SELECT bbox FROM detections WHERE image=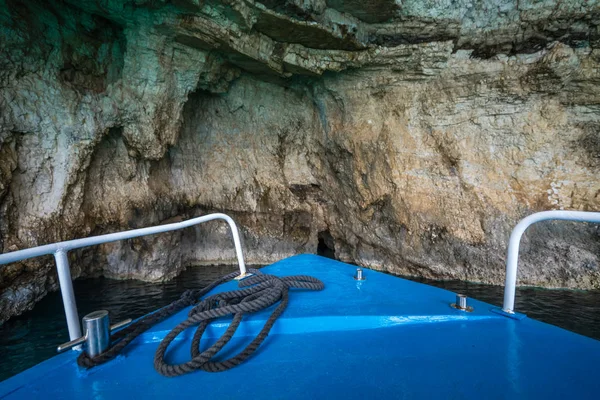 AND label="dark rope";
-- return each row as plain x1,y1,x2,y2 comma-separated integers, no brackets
77,269,324,377
76,269,250,369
